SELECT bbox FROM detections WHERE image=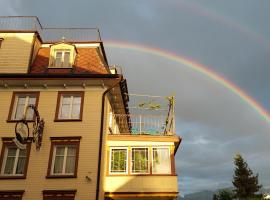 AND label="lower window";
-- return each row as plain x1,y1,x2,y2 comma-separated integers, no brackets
47,137,80,178
0,190,24,200
0,139,31,178
43,190,76,200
